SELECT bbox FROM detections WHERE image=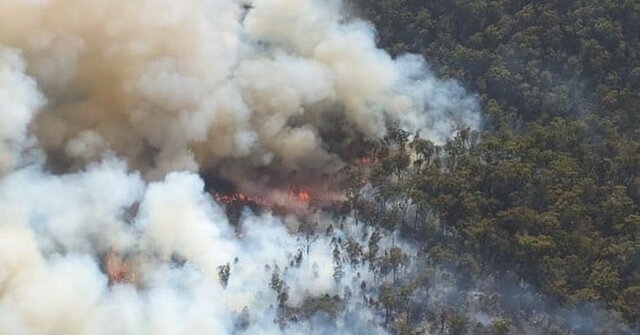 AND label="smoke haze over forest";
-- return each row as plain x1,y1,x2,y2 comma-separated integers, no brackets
0,0,638,334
